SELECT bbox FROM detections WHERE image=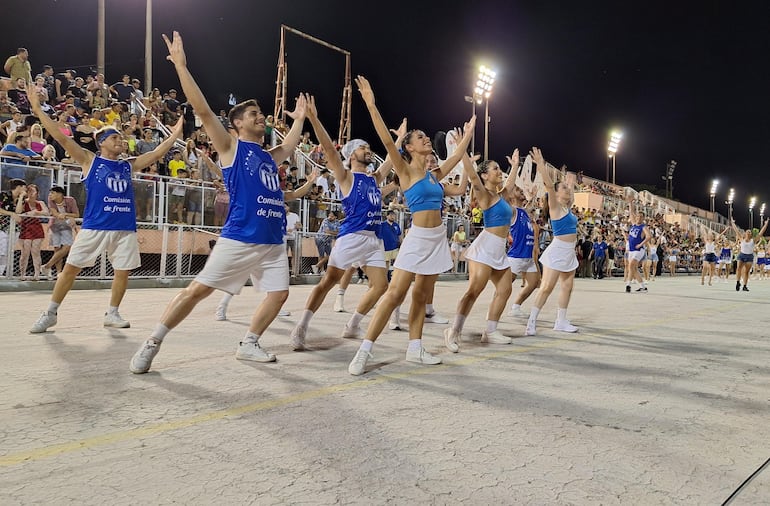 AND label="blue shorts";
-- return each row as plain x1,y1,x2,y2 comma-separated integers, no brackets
704,253,718,263
738,253,753,263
